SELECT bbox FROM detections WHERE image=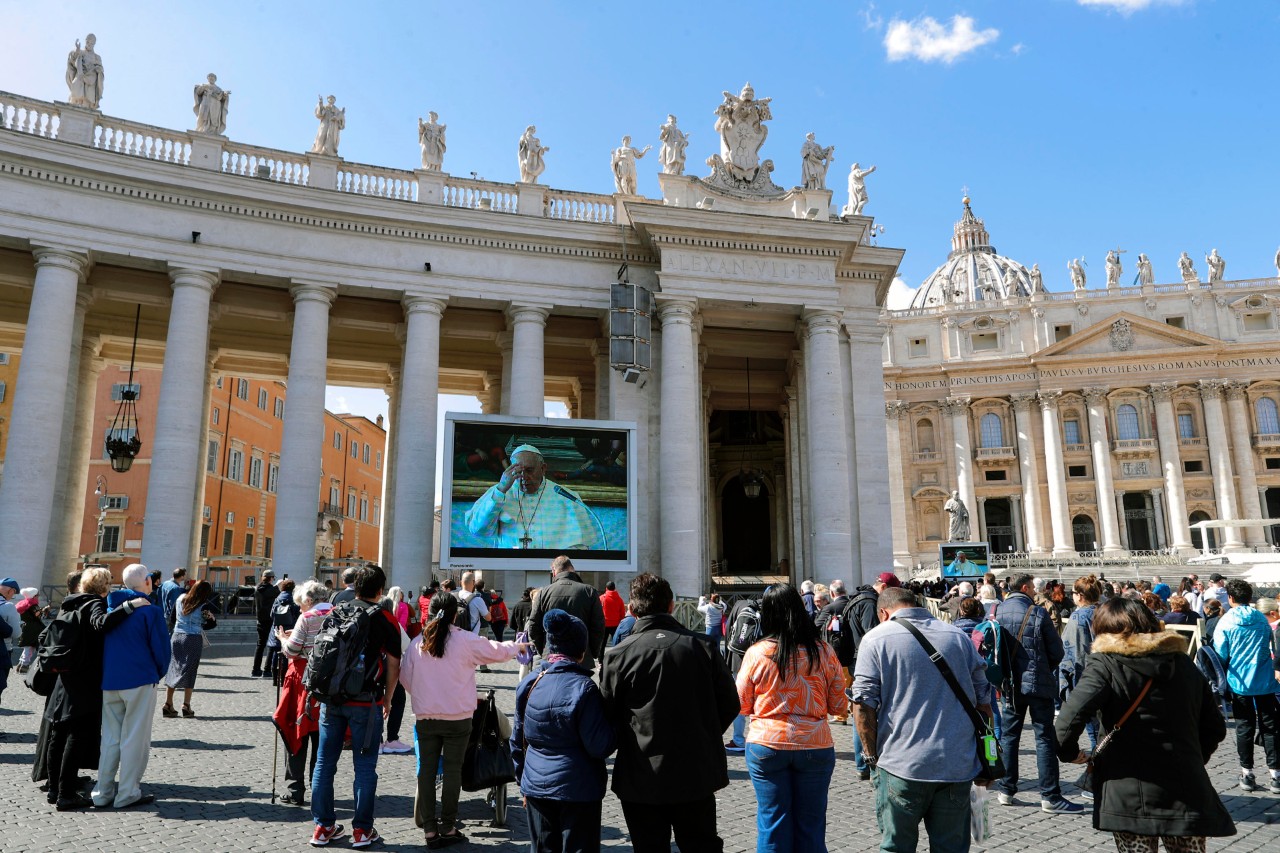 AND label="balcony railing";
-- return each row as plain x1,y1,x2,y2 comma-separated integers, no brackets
1179,436,1206,448
975,446,1015,459
1112,438,1158,452
913,451,939,463
1063,443,1089,454
319,502,344,518
1255,433,1280,448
